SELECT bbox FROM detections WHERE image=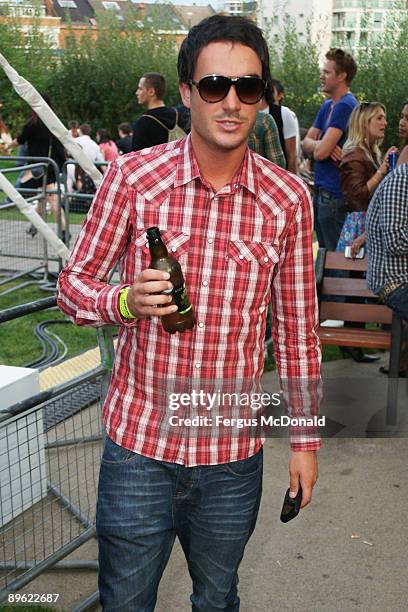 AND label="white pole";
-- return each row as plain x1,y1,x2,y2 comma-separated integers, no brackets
0,52,103,186
0,172,70,261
